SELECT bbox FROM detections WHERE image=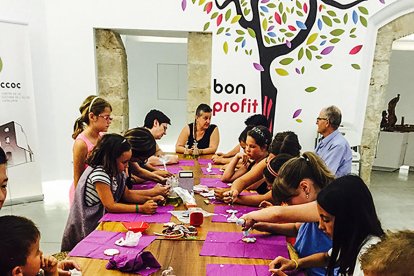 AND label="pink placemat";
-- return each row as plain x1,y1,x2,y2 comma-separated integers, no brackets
198,158,212,165
212,205,259,223
99,205,174,223
200,178,229,188
200,231,288,259
69,230,156,260
178,159,195,166
206,264,305,276
202,167,223,175
158,166,183,174
131,181,157,190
